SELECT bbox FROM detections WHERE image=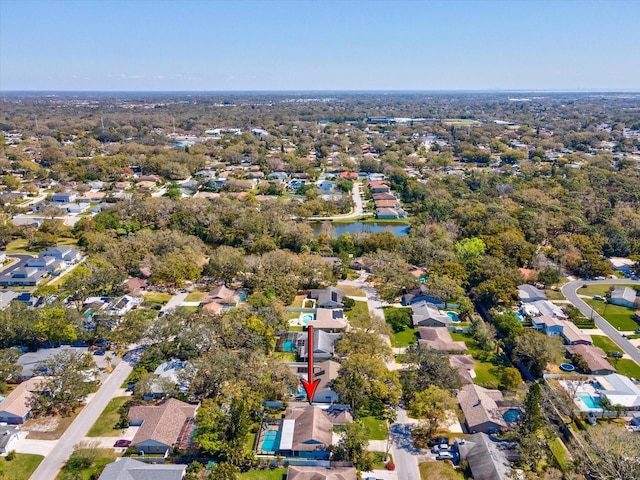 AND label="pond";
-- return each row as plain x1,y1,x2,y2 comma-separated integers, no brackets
310,221,410,237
